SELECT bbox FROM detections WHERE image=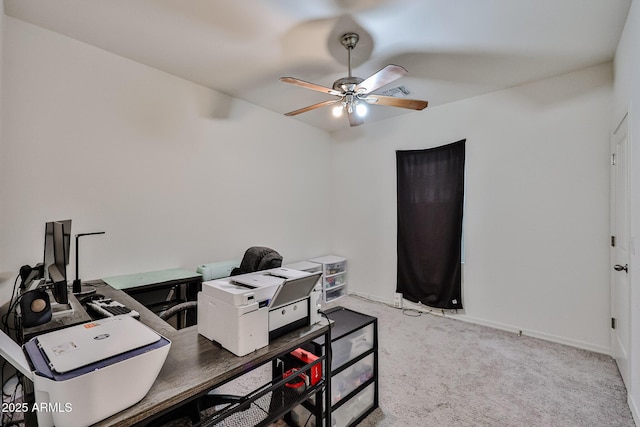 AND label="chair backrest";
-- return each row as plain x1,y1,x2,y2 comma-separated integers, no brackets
159,301,198,329
230,246,282,276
